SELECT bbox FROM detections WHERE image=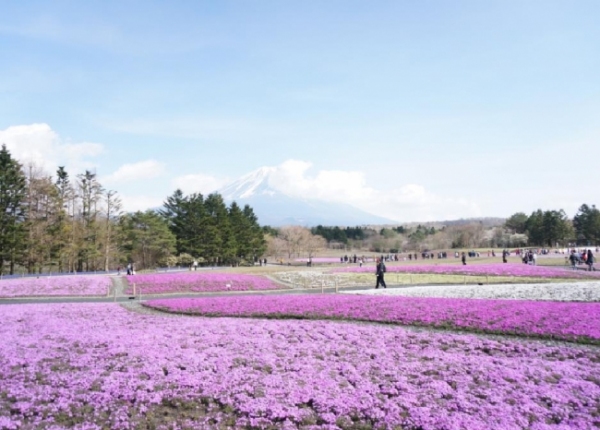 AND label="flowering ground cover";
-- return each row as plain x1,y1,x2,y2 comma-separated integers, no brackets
334,263,600,279
272,270,561,289
145,295,600,344
124,272,282,295
0,275,111,298
1,303,599,429
347,281,600,302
